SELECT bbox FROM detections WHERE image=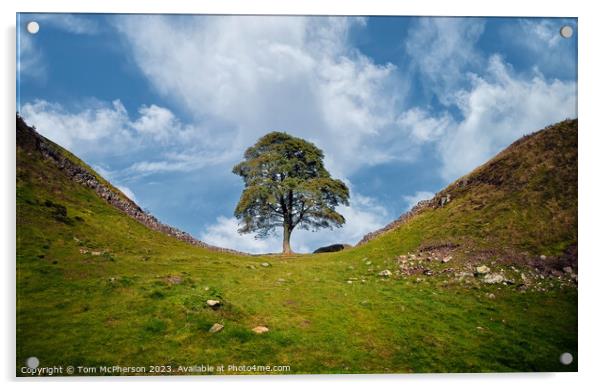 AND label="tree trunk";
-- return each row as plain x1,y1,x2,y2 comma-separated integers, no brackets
282,222,292,254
